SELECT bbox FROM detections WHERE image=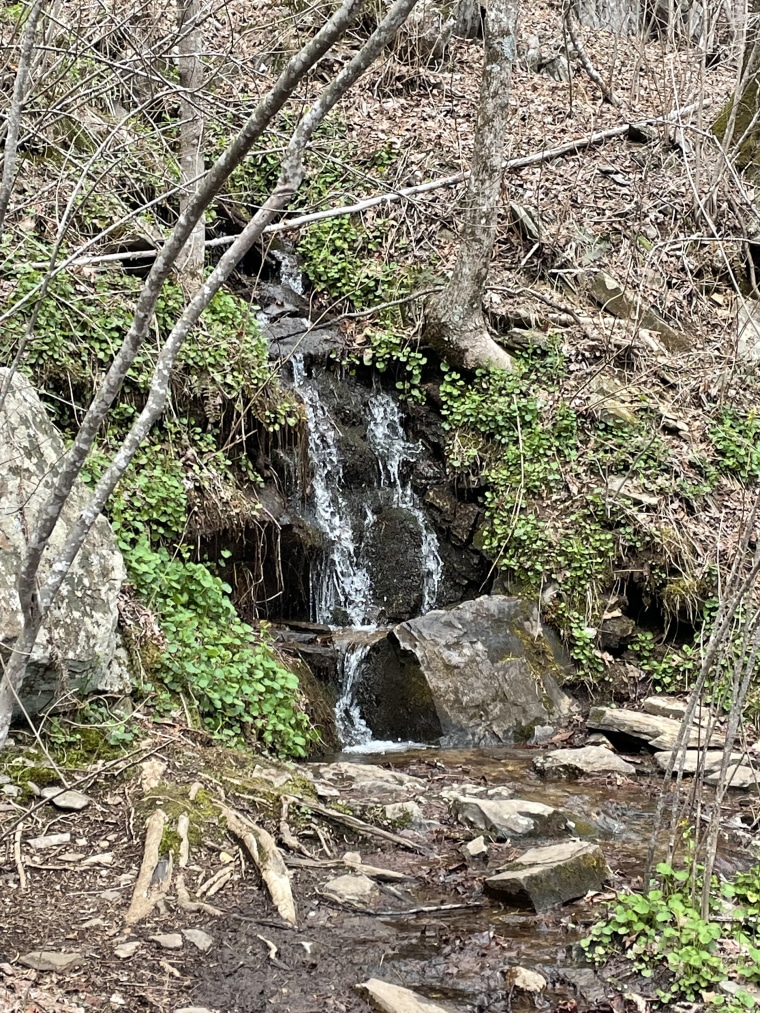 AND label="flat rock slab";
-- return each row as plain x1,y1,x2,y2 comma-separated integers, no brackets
706,764,760,789
588,707,720,751
314,762,425,802
653,750,744,774
18,951,83,972
453,797,568,838
150,933,183,950
40,786,91,811
357,978,455,1013
533,746,635,779
114,941,141,959
321,874,379,906
486,840,610,911
642,696,690,720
